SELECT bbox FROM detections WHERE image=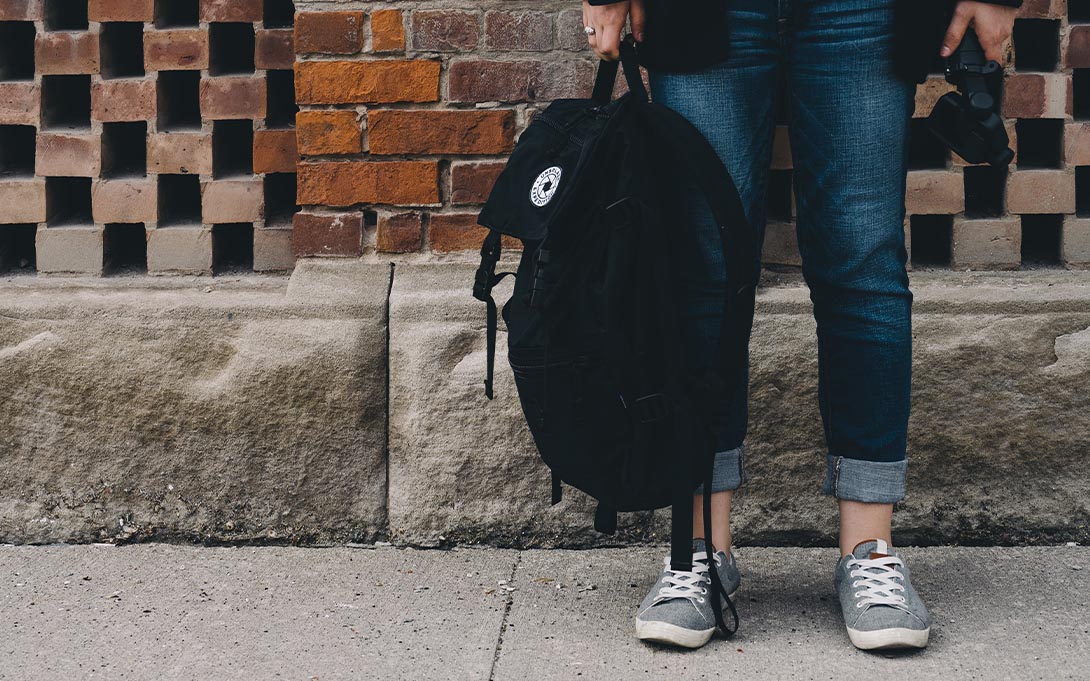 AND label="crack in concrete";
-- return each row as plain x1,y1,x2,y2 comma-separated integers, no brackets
487,552,522,681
